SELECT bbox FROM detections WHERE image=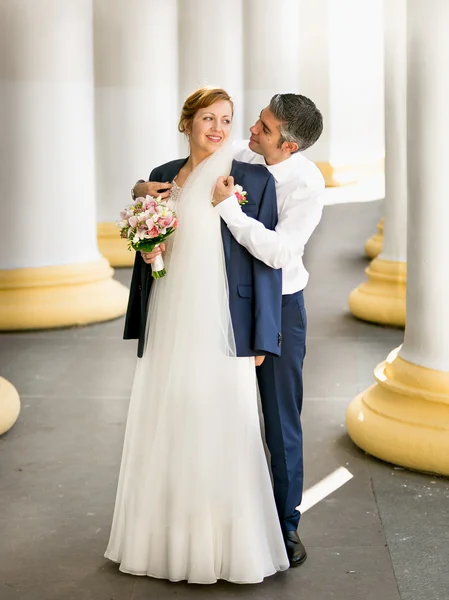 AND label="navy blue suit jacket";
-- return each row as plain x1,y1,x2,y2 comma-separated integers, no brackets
124,158,282,358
